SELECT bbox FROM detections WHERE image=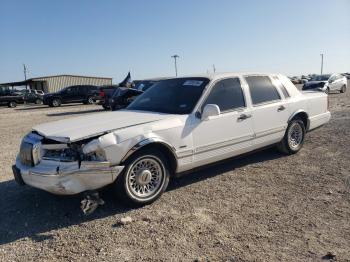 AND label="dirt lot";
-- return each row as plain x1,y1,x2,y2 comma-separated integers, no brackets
0,84,349,262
